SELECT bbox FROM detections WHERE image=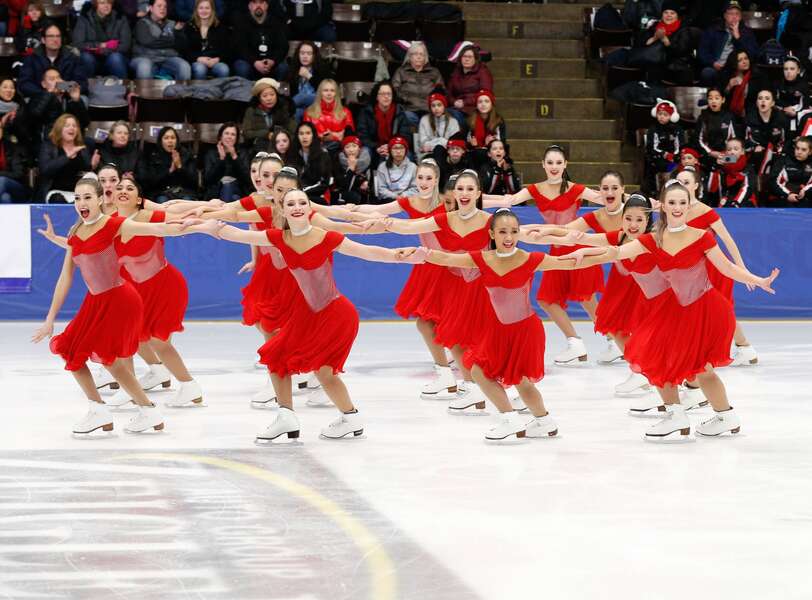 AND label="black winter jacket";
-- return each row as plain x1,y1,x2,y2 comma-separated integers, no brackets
72,7,133,55
292,148,333,204
232,11,288,66
771,154,812,206
273,0,332,37
696,108,740,155
136,146,198,200
27,91,89,142
18,46,90,98
98,139,139,175
645,121,685,167
36,141,93,200
180,21,231,63
478,158,520,196
202,147,250,200
0,137,28,184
